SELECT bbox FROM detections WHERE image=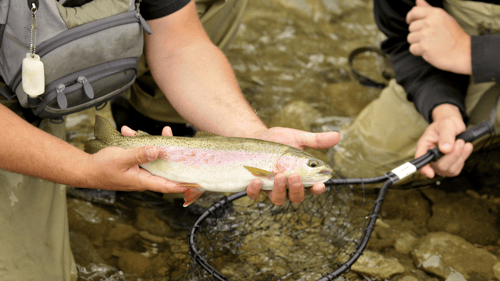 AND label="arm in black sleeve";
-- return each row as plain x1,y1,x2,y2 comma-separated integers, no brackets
374,0,469,124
